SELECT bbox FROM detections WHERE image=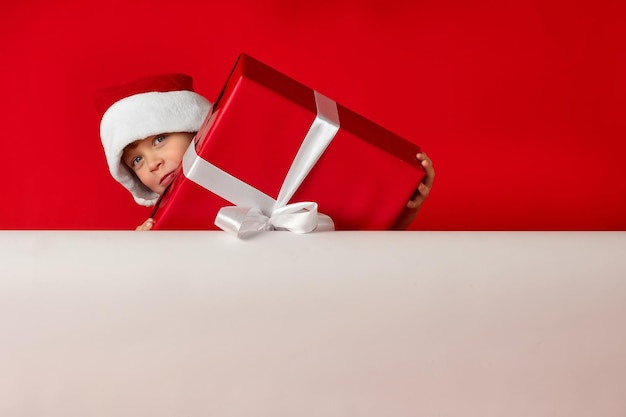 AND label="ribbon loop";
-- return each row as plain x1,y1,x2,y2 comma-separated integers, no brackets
215,207,272,238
